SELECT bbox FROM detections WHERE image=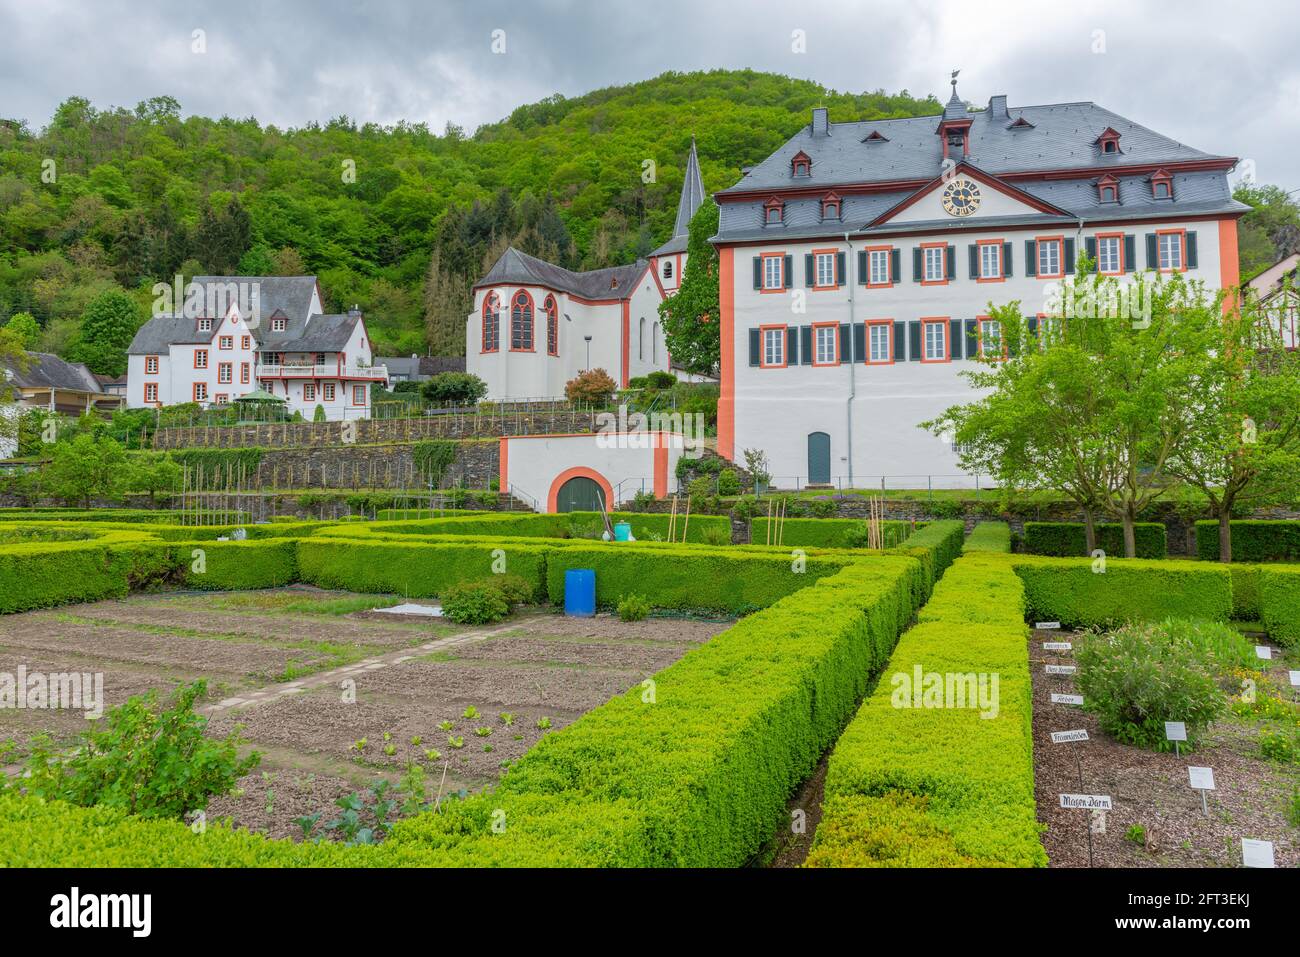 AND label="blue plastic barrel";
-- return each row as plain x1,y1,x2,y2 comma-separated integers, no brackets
564,568,596,617
613,521,631,542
